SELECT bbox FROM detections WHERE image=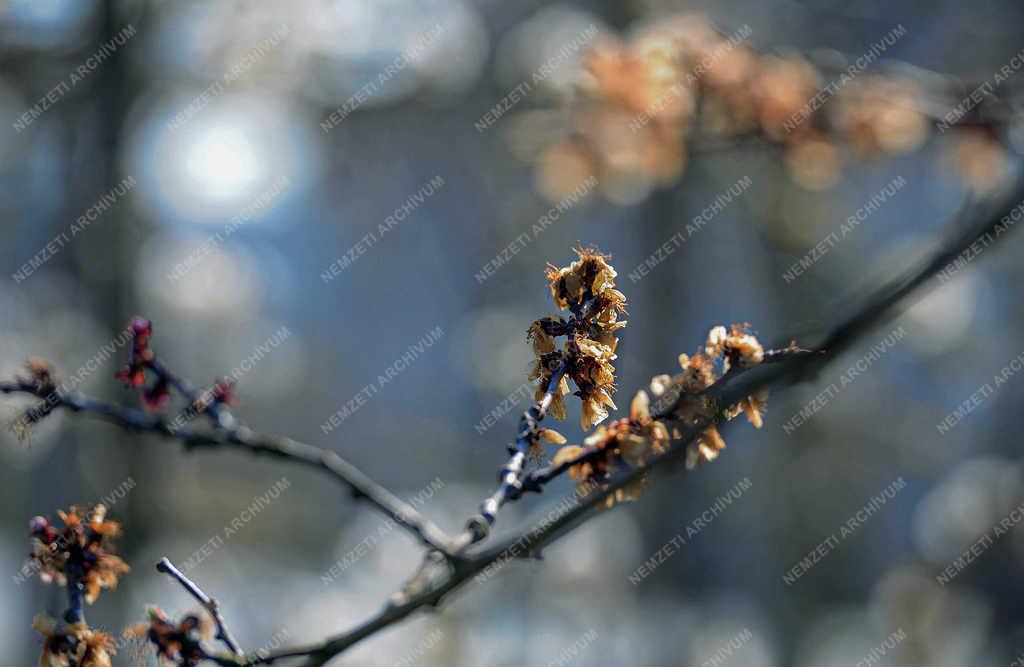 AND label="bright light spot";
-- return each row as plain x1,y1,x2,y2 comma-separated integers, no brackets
184,127,260,200
126,90,319,226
